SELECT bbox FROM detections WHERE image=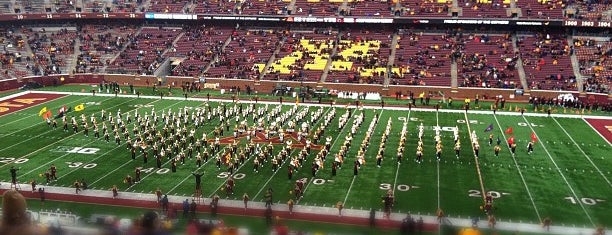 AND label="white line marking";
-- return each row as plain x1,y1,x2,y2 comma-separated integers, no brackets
392,109,410,195
522,115,595,226
342,176,356,205
581,117,612,146
493,114,541,221
552,117,611,187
